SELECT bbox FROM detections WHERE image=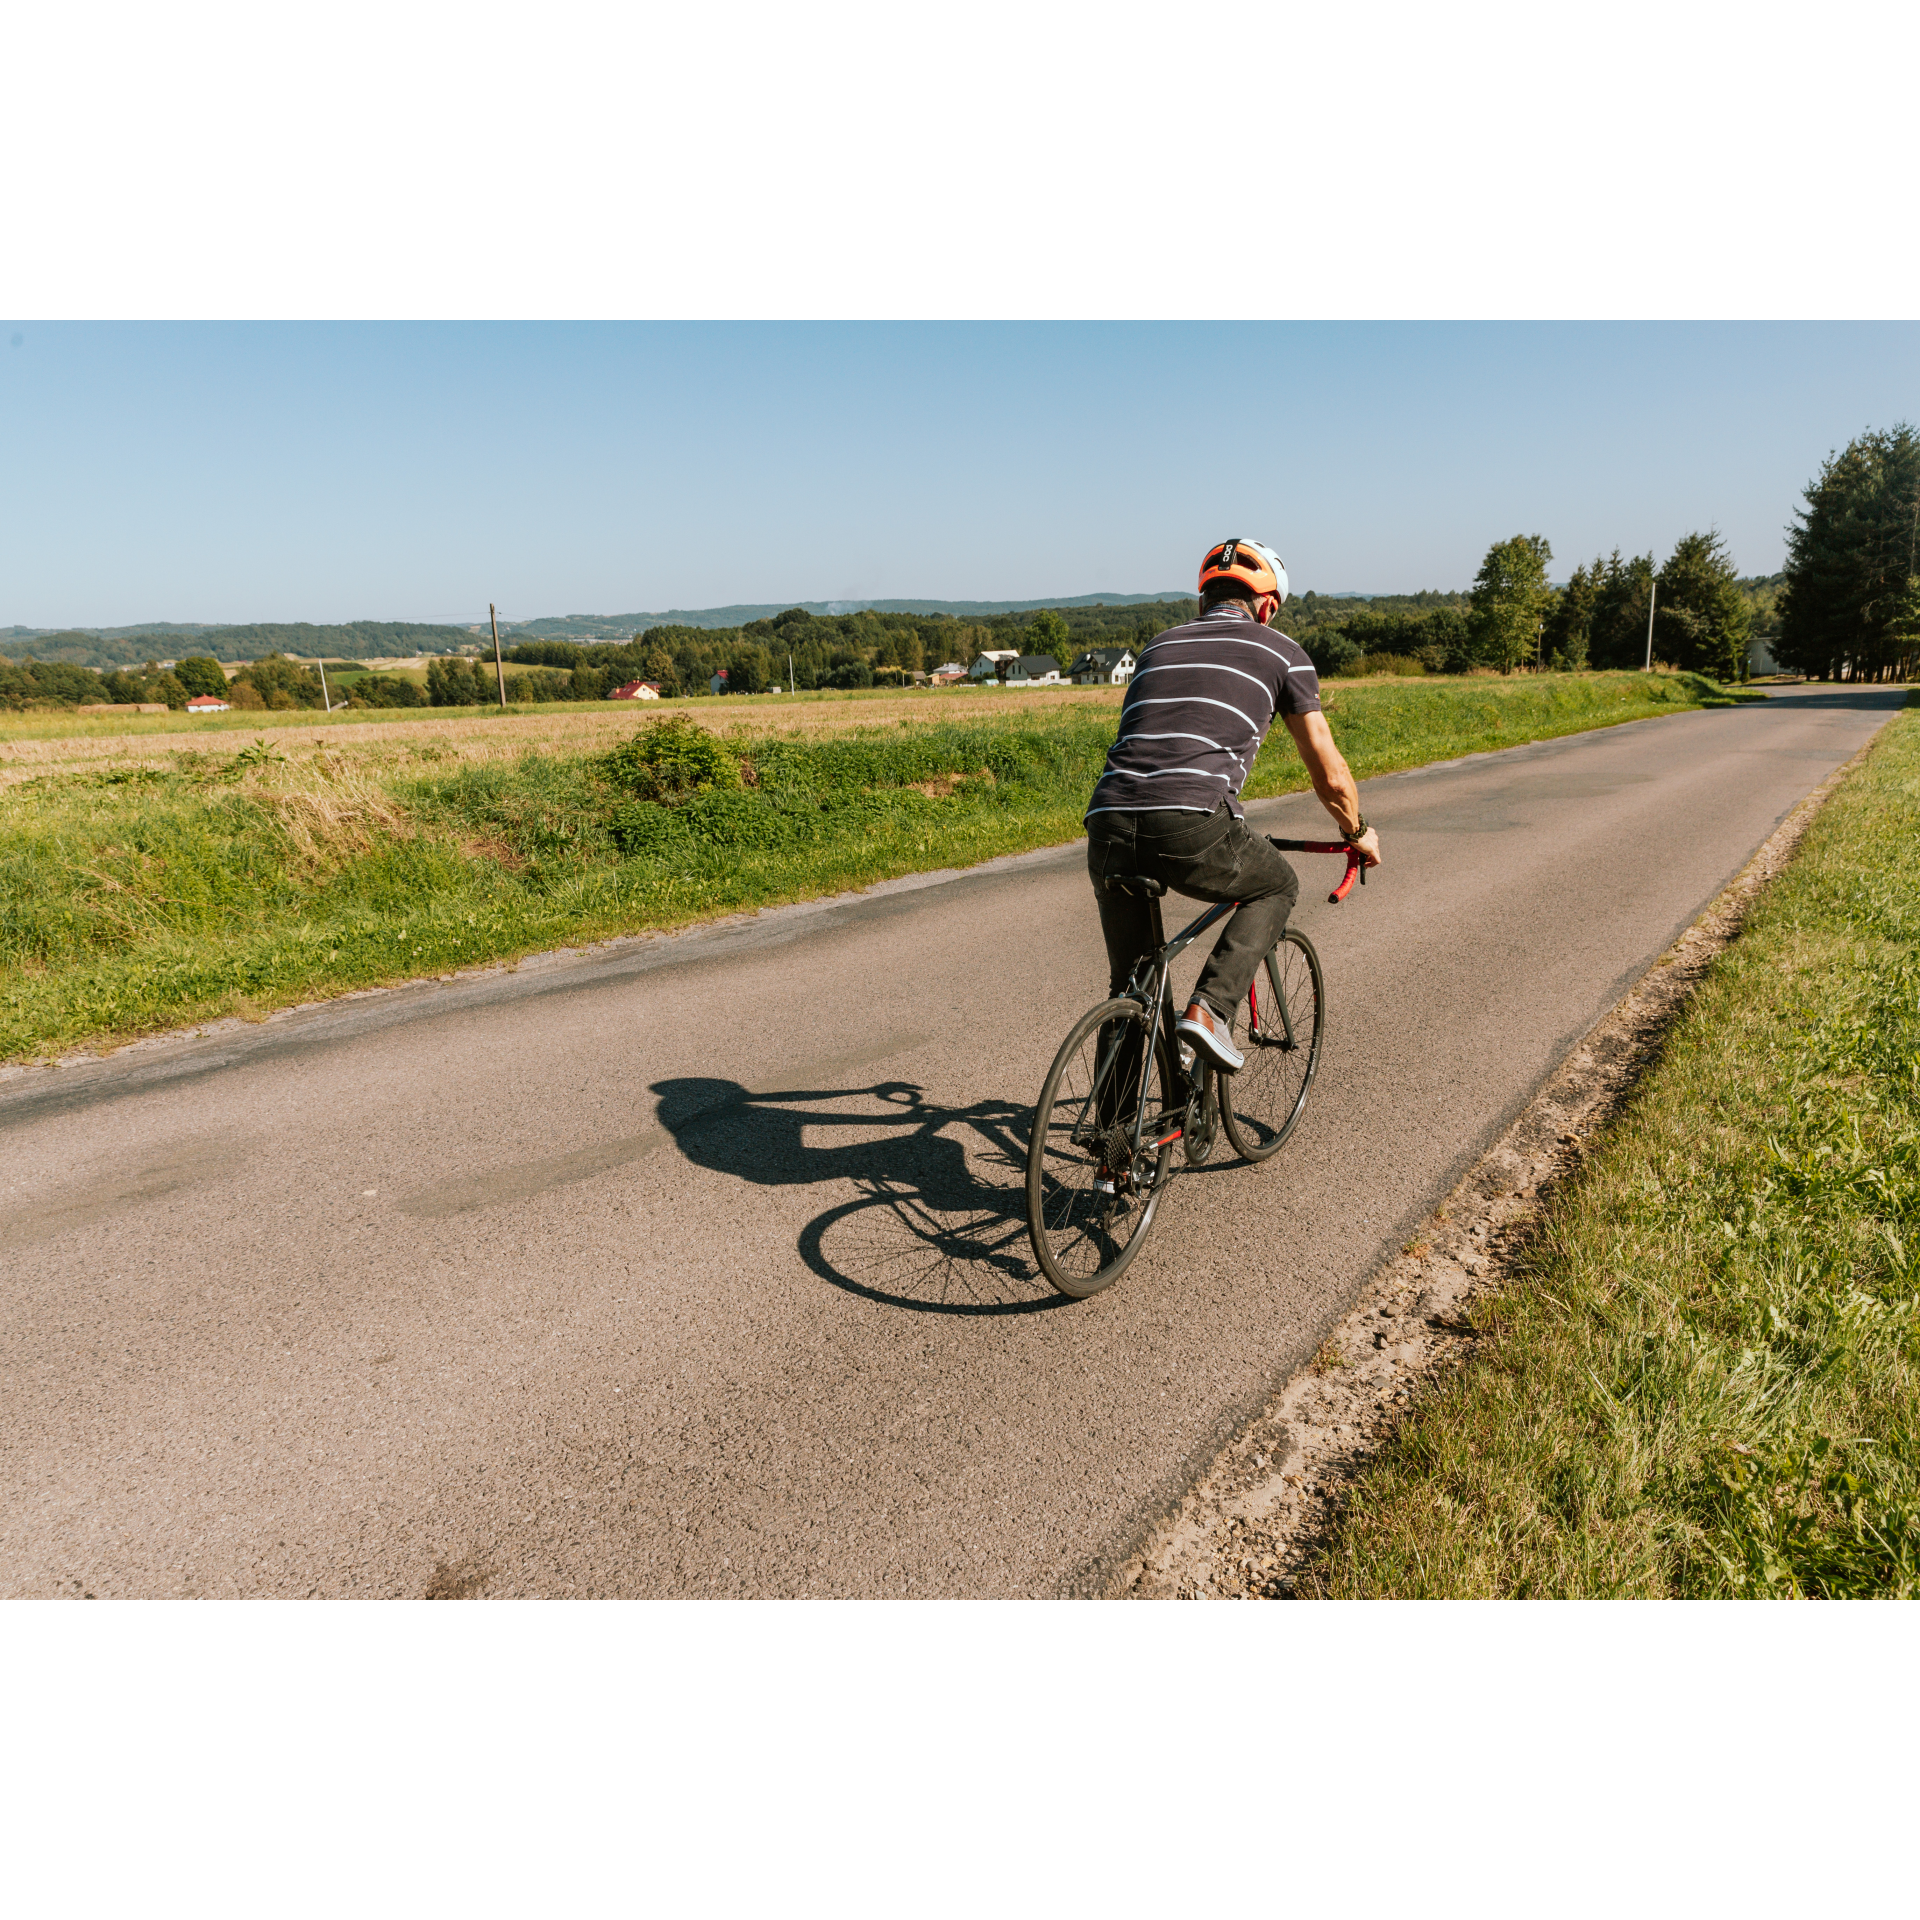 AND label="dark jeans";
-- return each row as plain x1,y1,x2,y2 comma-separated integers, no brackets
1086,805,1300,1026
